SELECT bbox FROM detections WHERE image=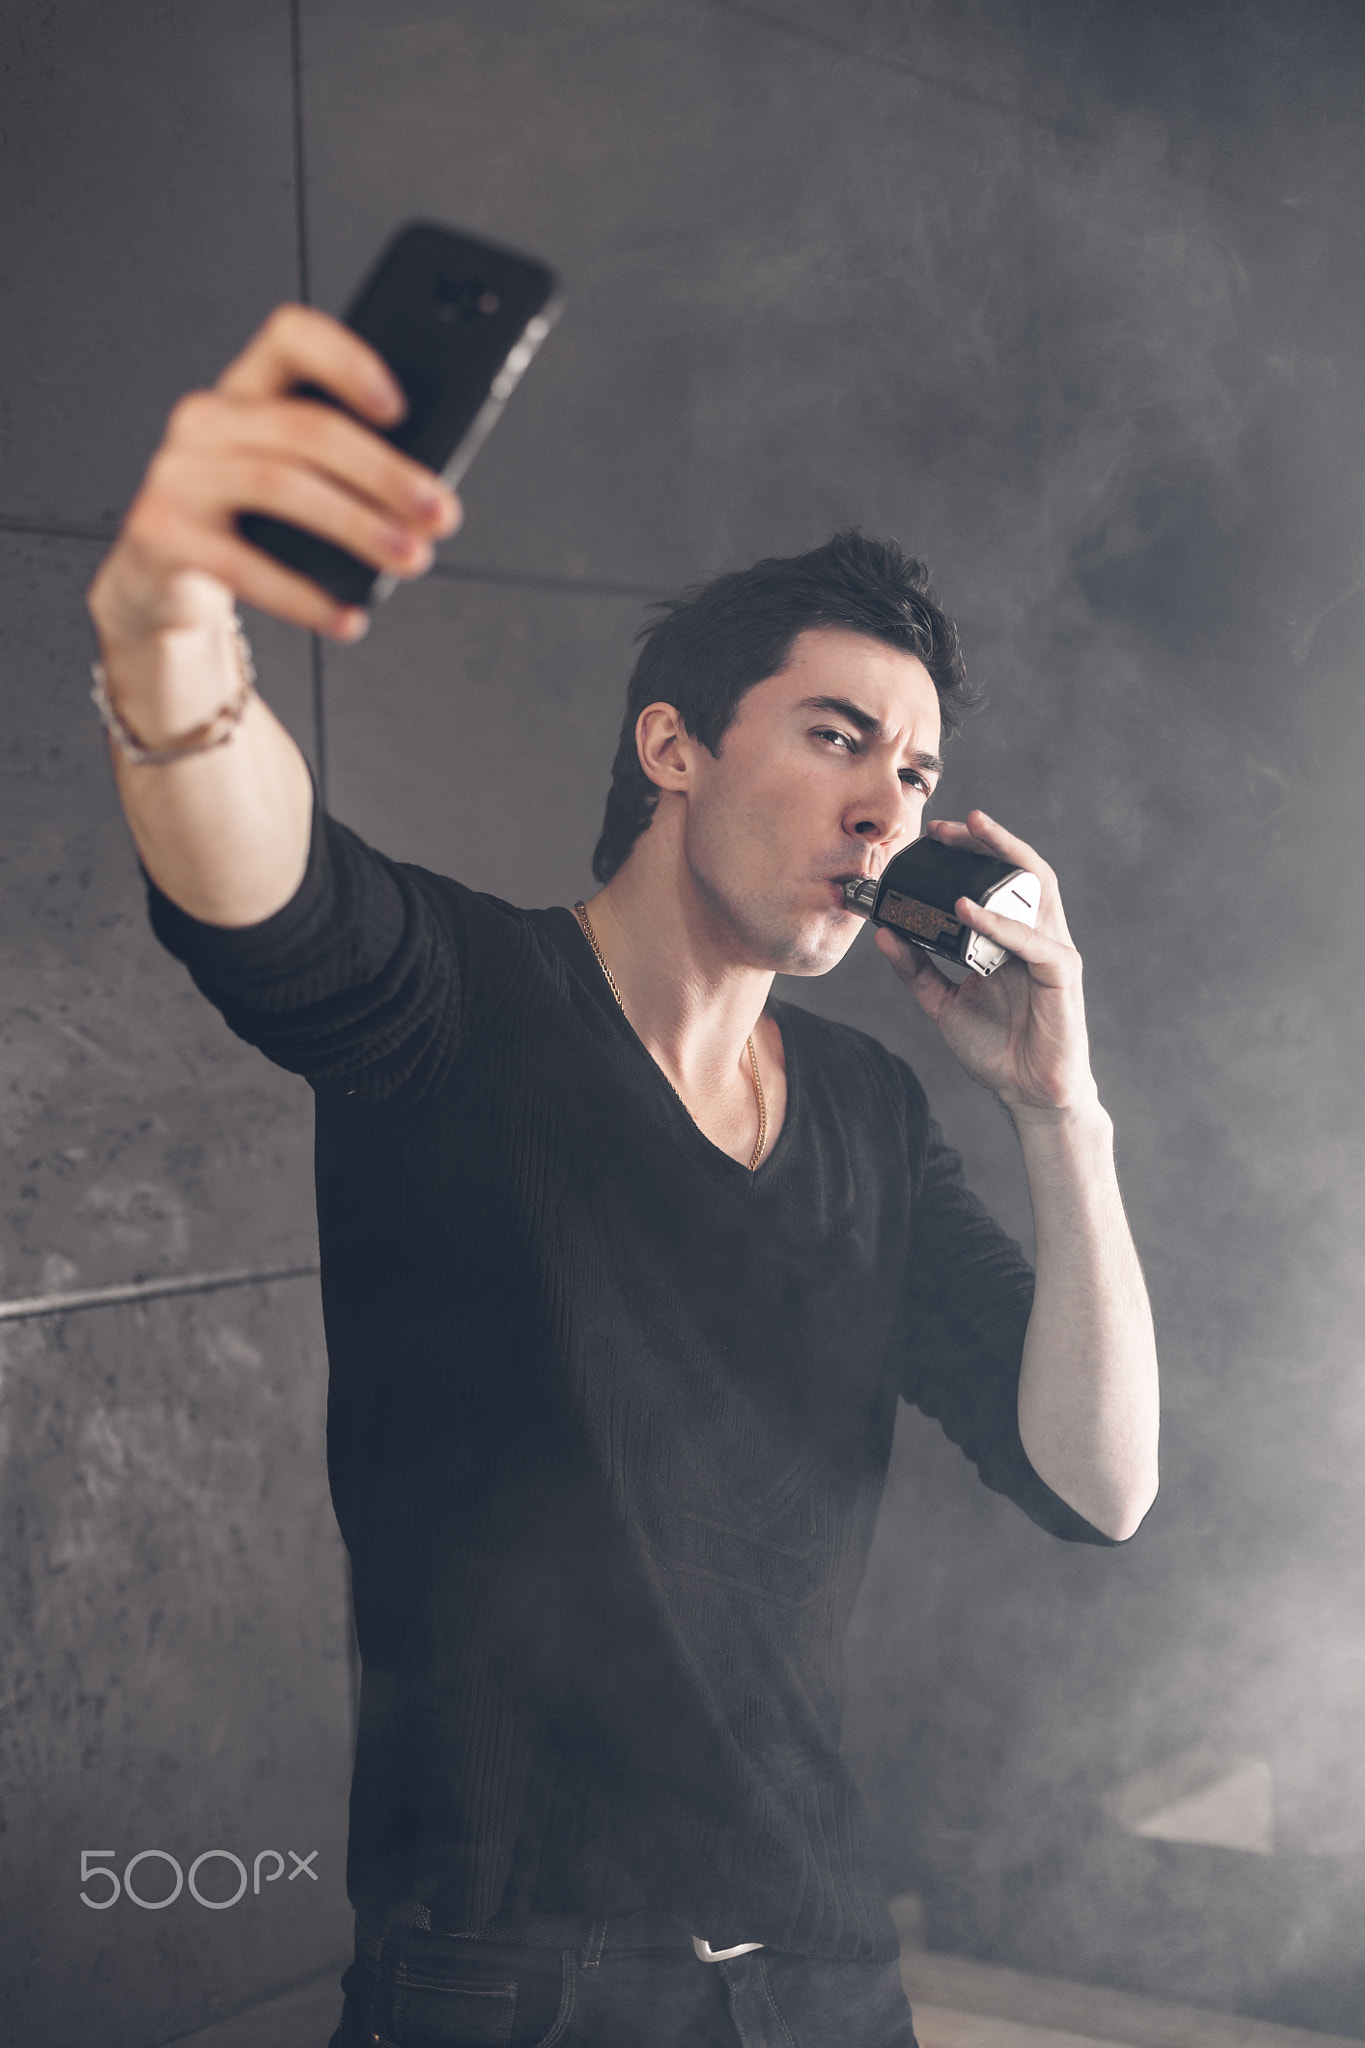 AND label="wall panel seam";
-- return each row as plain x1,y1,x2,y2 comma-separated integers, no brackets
703,0,1021,118
429,561,661,600
0,517,662,599
0,1260,321,1323
290,0,311,310
705,0,1351,224
0,514,111,543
